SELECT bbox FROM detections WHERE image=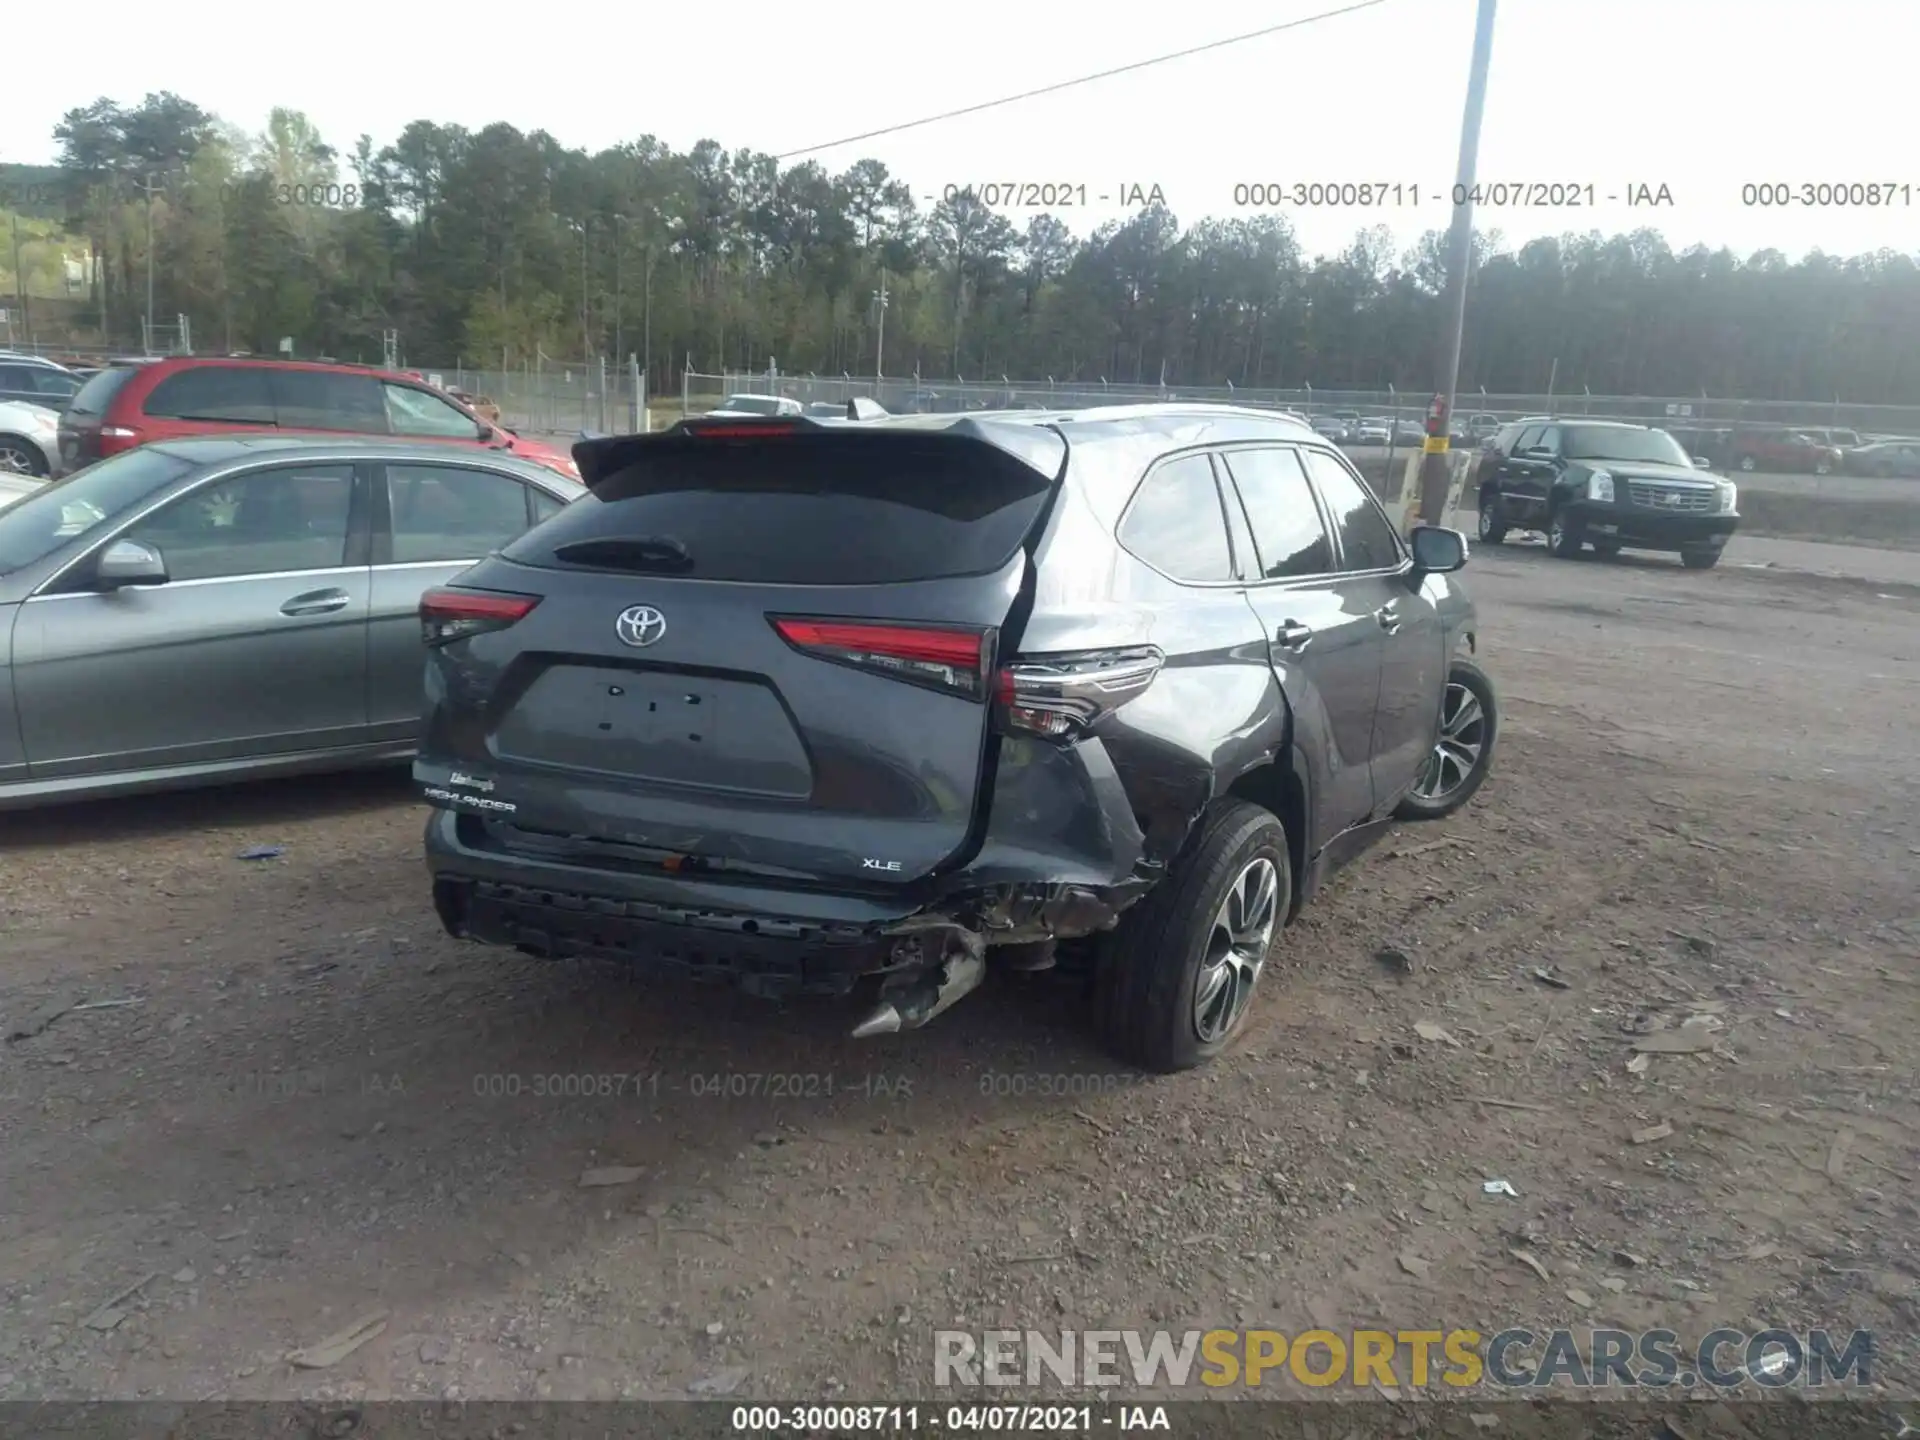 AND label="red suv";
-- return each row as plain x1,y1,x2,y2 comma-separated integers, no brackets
57,358,579,481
